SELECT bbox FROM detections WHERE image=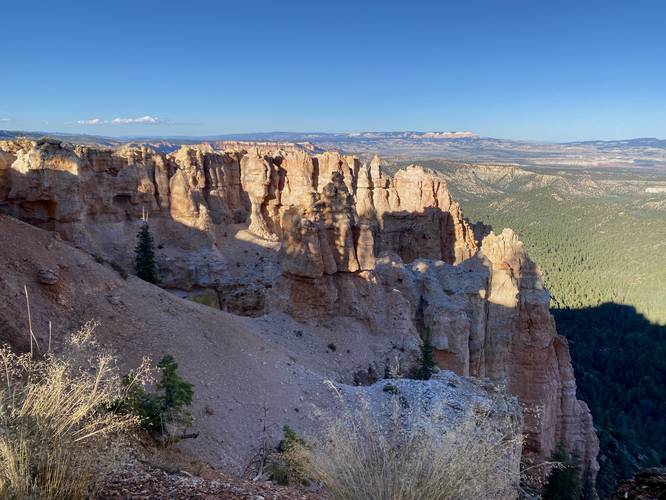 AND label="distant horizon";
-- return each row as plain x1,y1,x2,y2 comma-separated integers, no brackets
1,127,664,145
